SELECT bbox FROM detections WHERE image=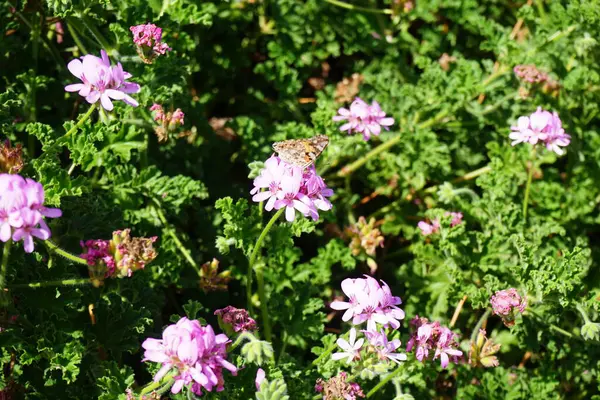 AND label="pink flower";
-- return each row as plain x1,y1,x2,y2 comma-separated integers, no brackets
333,97,395,141
0,174,61,253
130,24,171,63
445,212,463,227
214,306,257,333
365,329,407,364
331,276,405,332
418,219,440,236
509,107,570,155
490,288,527,327
255,368,265,391
251,156,334,221
65,50,140,111
406,316,463,368
142,317,237,396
